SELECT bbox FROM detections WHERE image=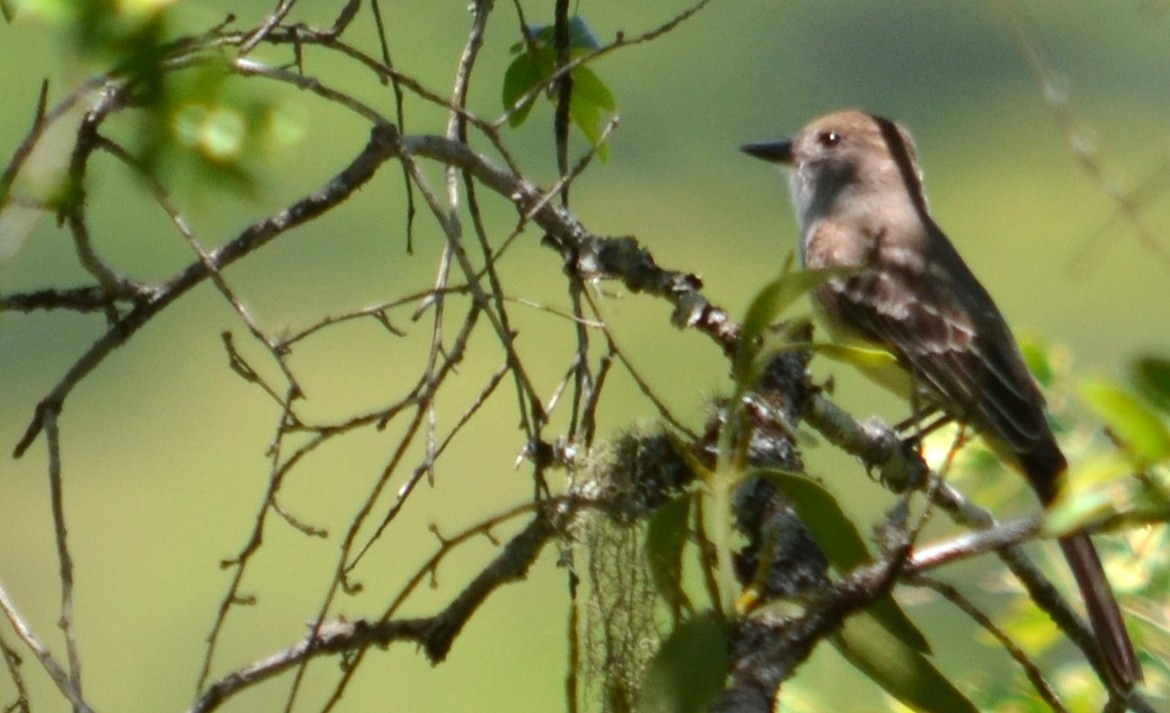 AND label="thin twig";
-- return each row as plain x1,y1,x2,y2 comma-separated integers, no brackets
96,137,306,399
493,0,716,130
803,393,1153,708
43,409,85,712
1002,0,1170,265
0,74,111,208
348,358,513,569
0,629,30,713
14,124,401,458
0,579,91,713
916,576,1068,713
192,500,562,713
238,0,298,55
